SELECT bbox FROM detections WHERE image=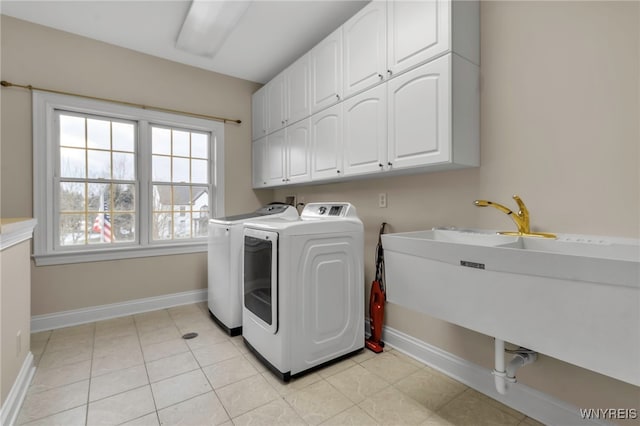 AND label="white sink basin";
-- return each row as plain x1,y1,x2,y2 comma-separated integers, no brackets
382,228,640,386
